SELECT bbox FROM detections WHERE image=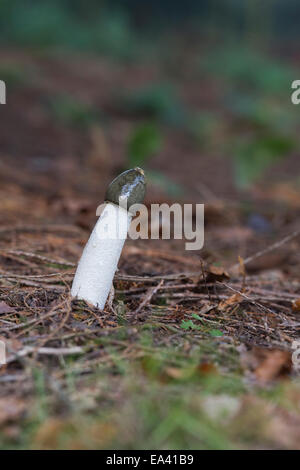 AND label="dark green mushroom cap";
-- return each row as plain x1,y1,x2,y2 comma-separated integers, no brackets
105,168,146,212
